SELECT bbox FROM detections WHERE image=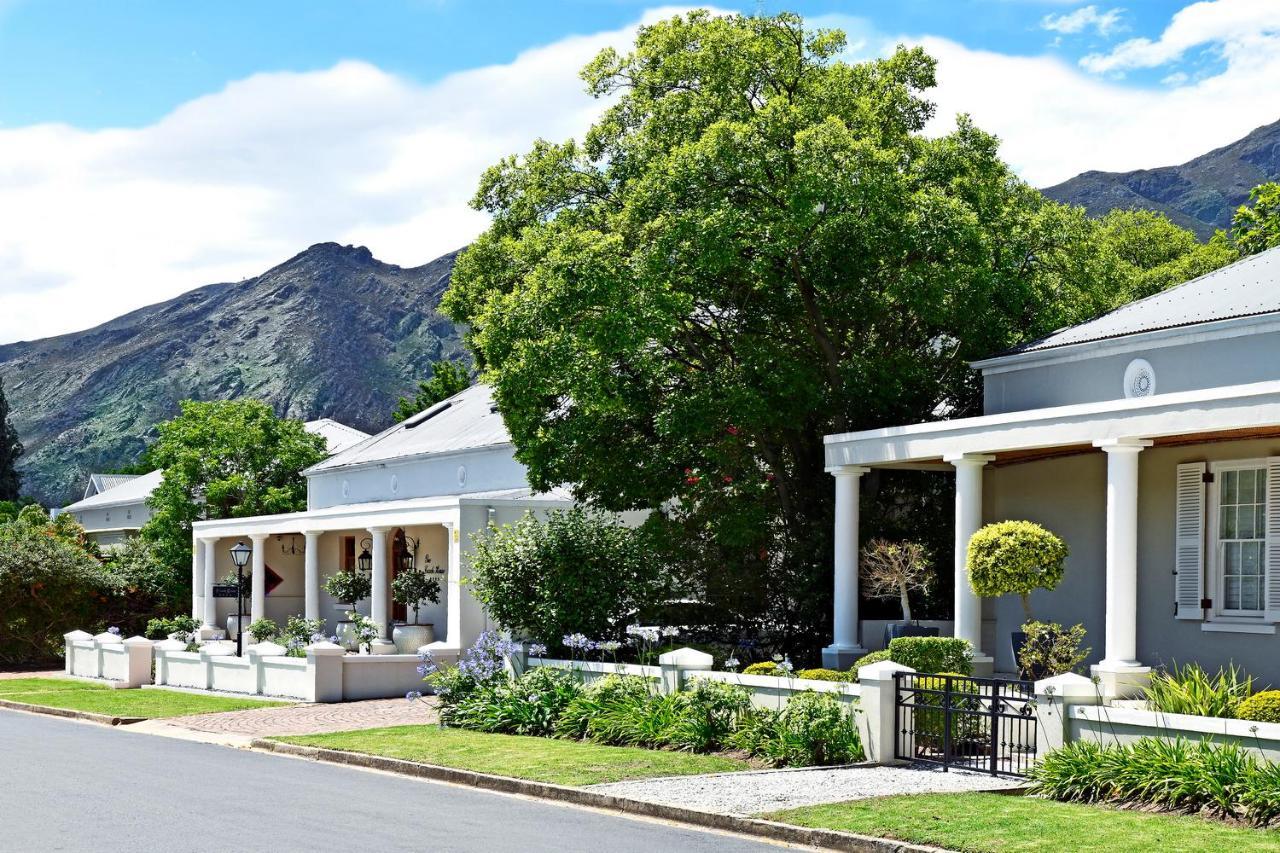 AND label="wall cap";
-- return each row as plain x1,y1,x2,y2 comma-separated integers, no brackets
658,647,714,667
64,630,93,640
857,660,915,682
